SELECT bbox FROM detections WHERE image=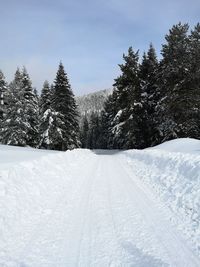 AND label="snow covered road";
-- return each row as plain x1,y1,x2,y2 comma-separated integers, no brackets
1,142,200,267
